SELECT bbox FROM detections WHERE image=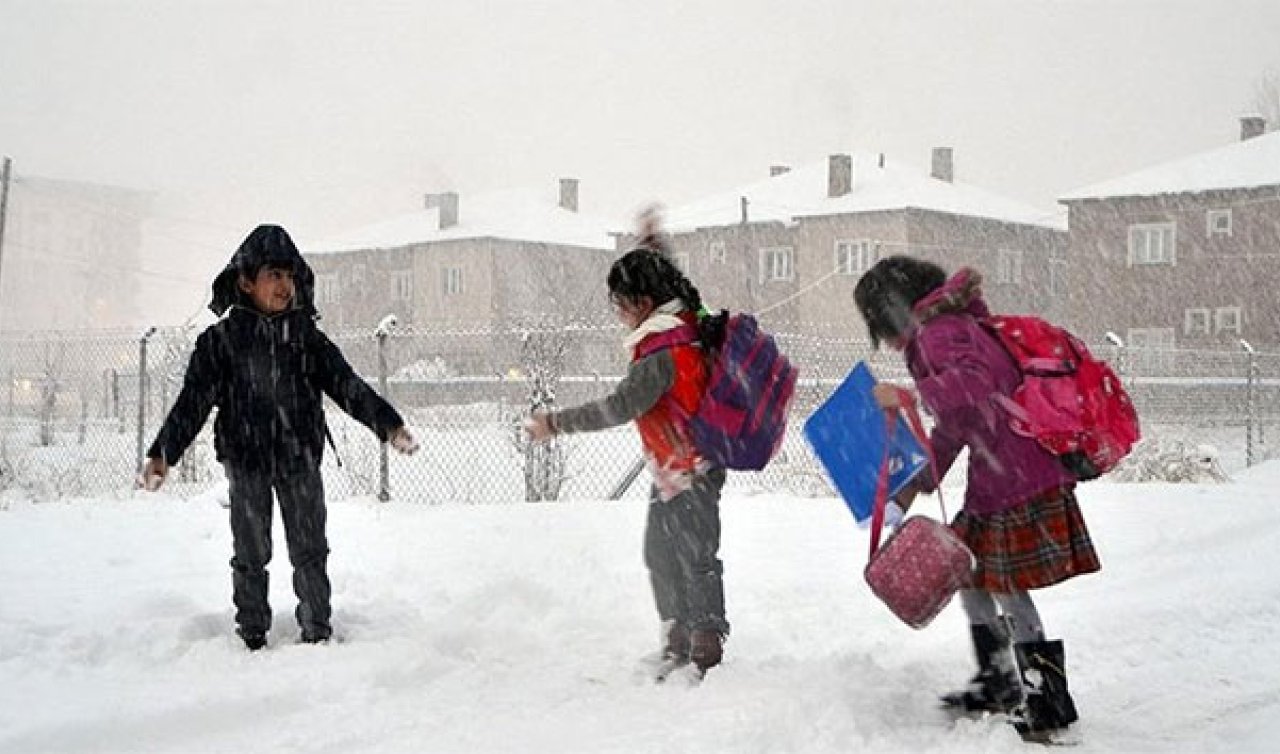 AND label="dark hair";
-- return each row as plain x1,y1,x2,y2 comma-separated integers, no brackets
607,246,726,349
607,247,700,310
853,255,948,348
239,259,296,281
